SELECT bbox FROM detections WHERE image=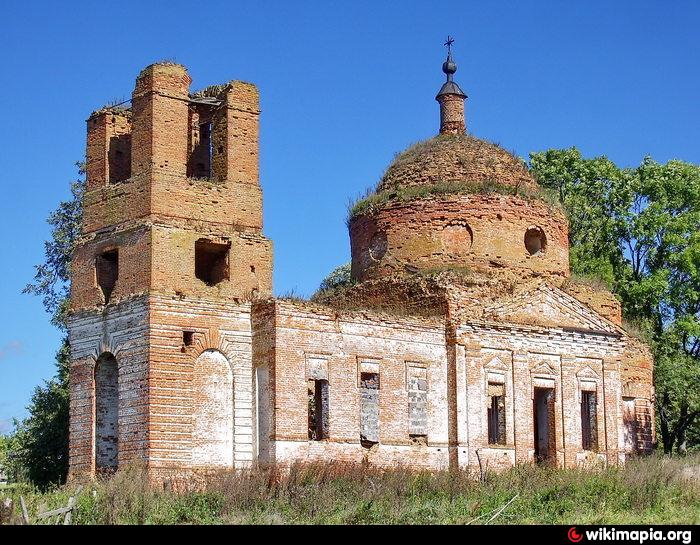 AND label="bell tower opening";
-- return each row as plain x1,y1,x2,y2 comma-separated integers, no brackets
96,249,118,303
195,239,230,286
